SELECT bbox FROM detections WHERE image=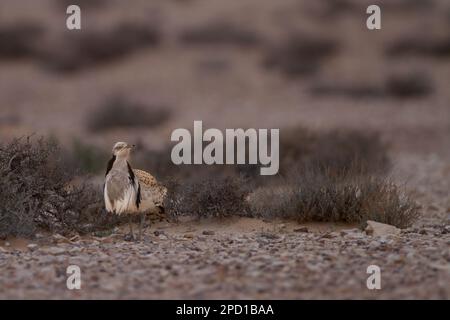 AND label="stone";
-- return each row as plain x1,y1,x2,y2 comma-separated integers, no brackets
27,244,38,251
294,227,309,233
365,220,401,237
41,247,66,255
158,234,168,240
154,230,163,236
202,230,215,236
259,232,279,240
